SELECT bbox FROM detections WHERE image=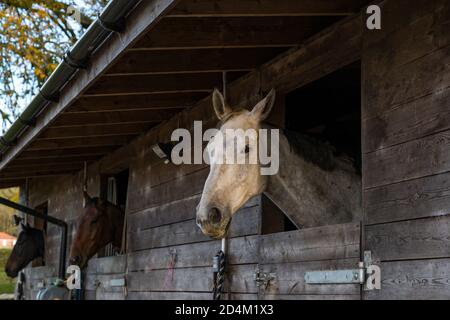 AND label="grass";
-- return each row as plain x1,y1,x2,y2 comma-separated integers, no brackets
0,249,15,294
